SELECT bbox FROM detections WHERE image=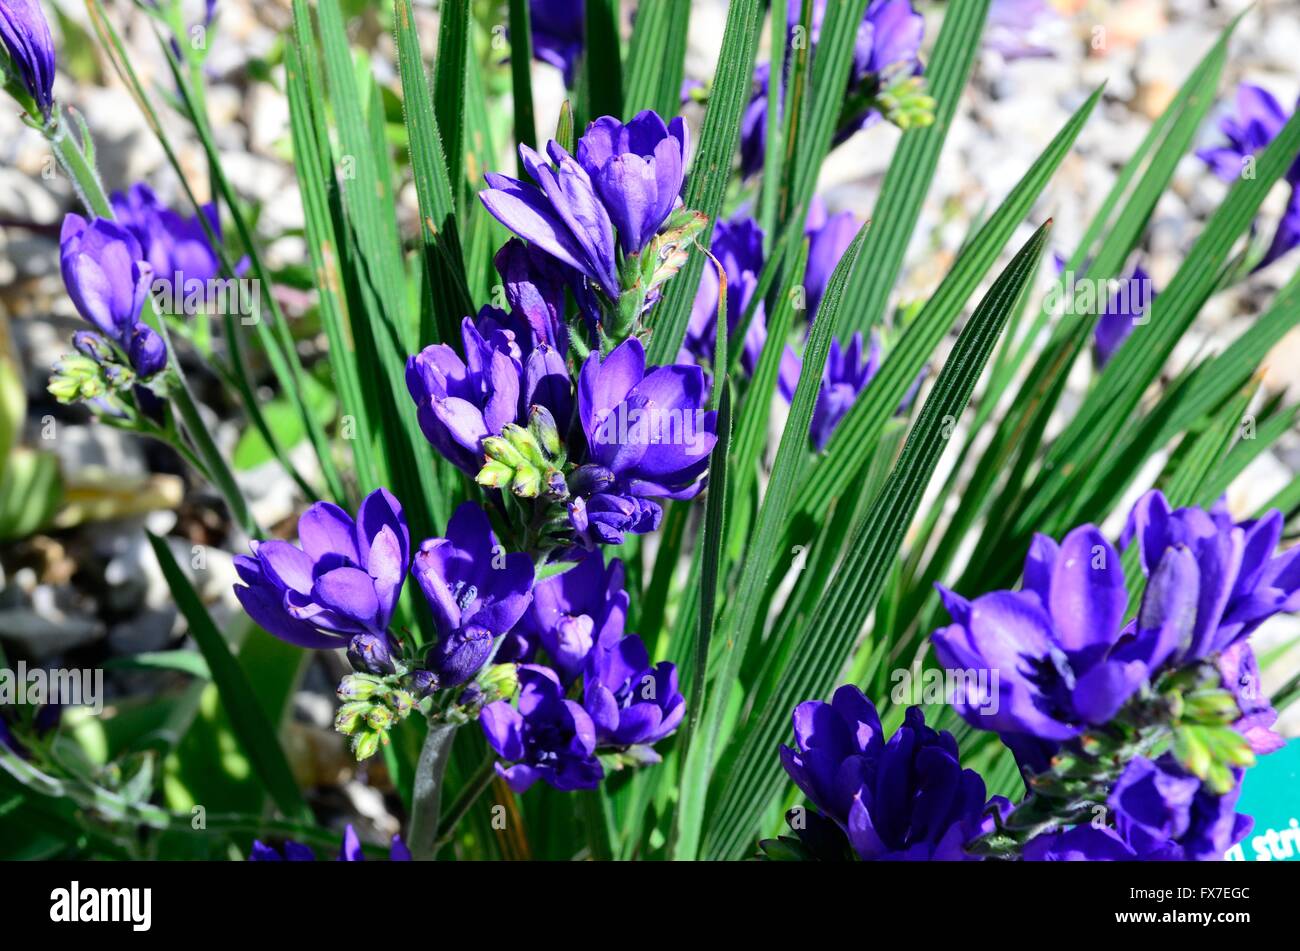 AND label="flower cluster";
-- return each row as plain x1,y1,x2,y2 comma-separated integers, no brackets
740,0,930,180
922,489,1294,859
481,549,684,792
763,686,999,861
233,489,534,758
771,491,1291,863
480,111,702,342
